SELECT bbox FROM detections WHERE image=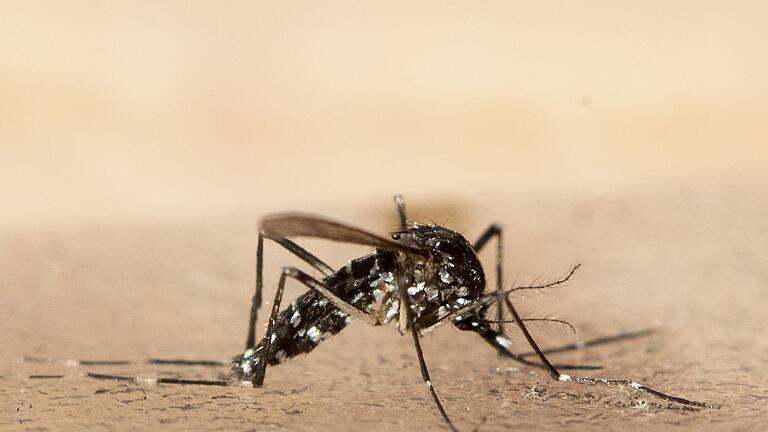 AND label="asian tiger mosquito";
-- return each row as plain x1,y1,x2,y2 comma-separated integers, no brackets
27,195,714,431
